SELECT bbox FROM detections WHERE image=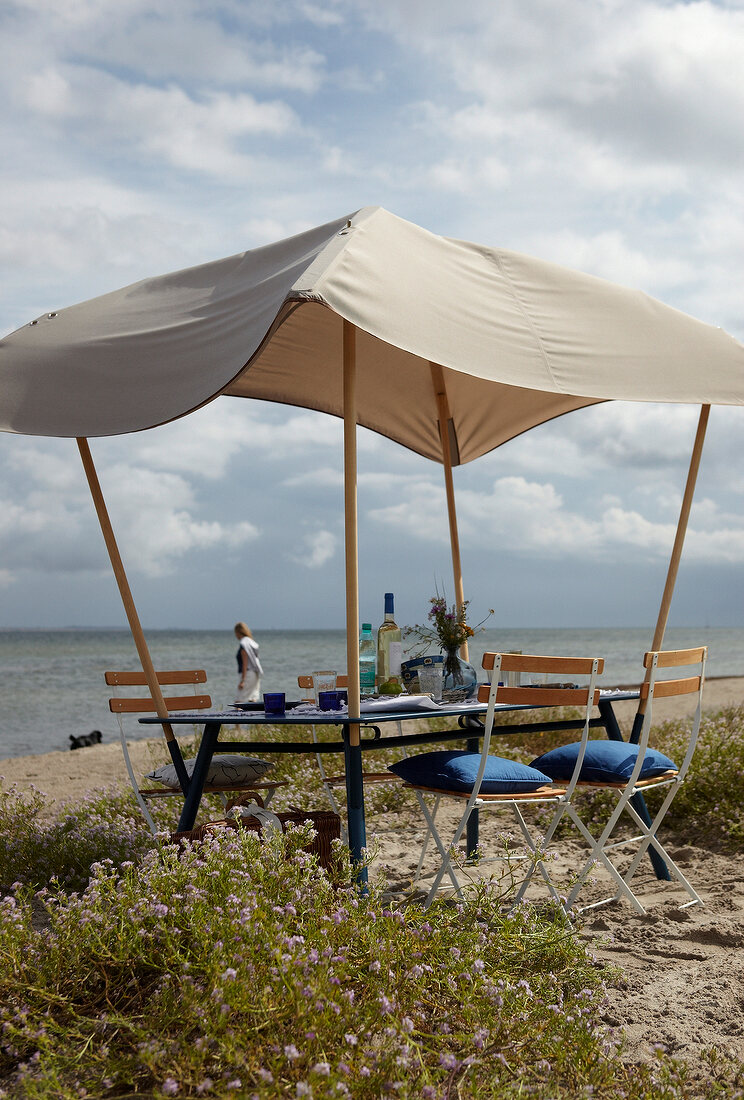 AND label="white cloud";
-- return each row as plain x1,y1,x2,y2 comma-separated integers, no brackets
288,528,338,567
99,463,261,576
242,411,344,457
0,438,259,581
297,2,344,27
370,471,744,565
283,467,344,489
18,67,300,179
130,402,258,480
